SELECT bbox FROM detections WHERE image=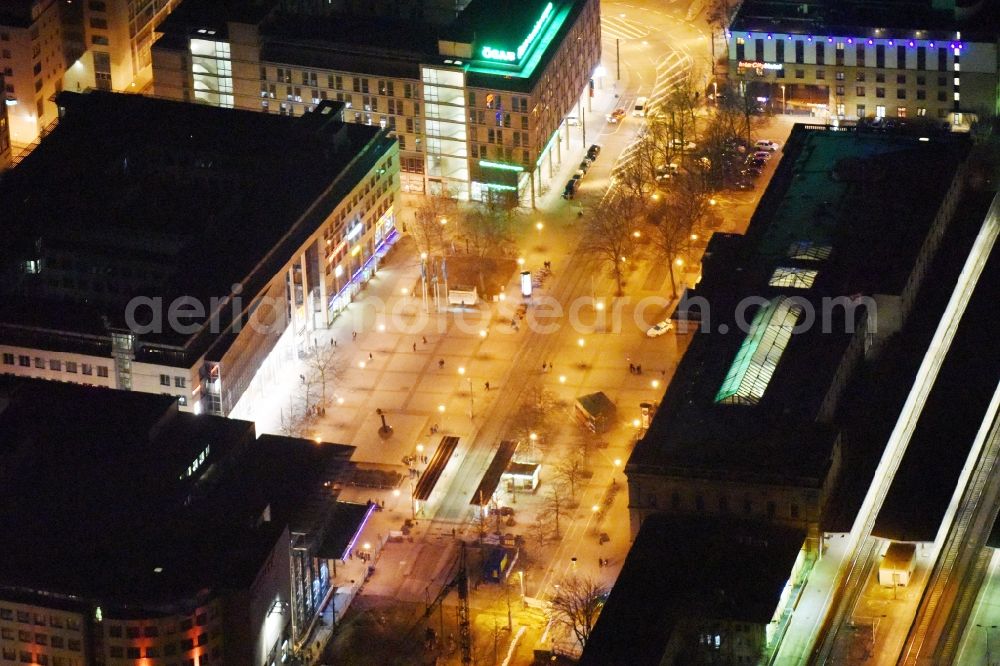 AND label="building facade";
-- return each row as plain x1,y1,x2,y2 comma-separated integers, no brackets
0,379,361,666
0,73,10,168
0,0,65,145
727,0,999,127
151,0,601,205
0,92,399,417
